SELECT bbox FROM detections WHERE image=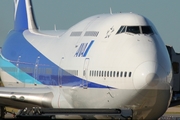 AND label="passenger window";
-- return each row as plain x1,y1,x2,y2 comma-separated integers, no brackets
83,70,85,76
126,26,140,34
113,71,116,77
102,71,103,77
117,71,119,77
129,72,132,77
107,71,109,77
110,71,112,77
90,71,91,76
120,72,123,77
94,71,96,76
97,71,98,77
99,71,101,77
124,72,127,77
104,71,106,77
